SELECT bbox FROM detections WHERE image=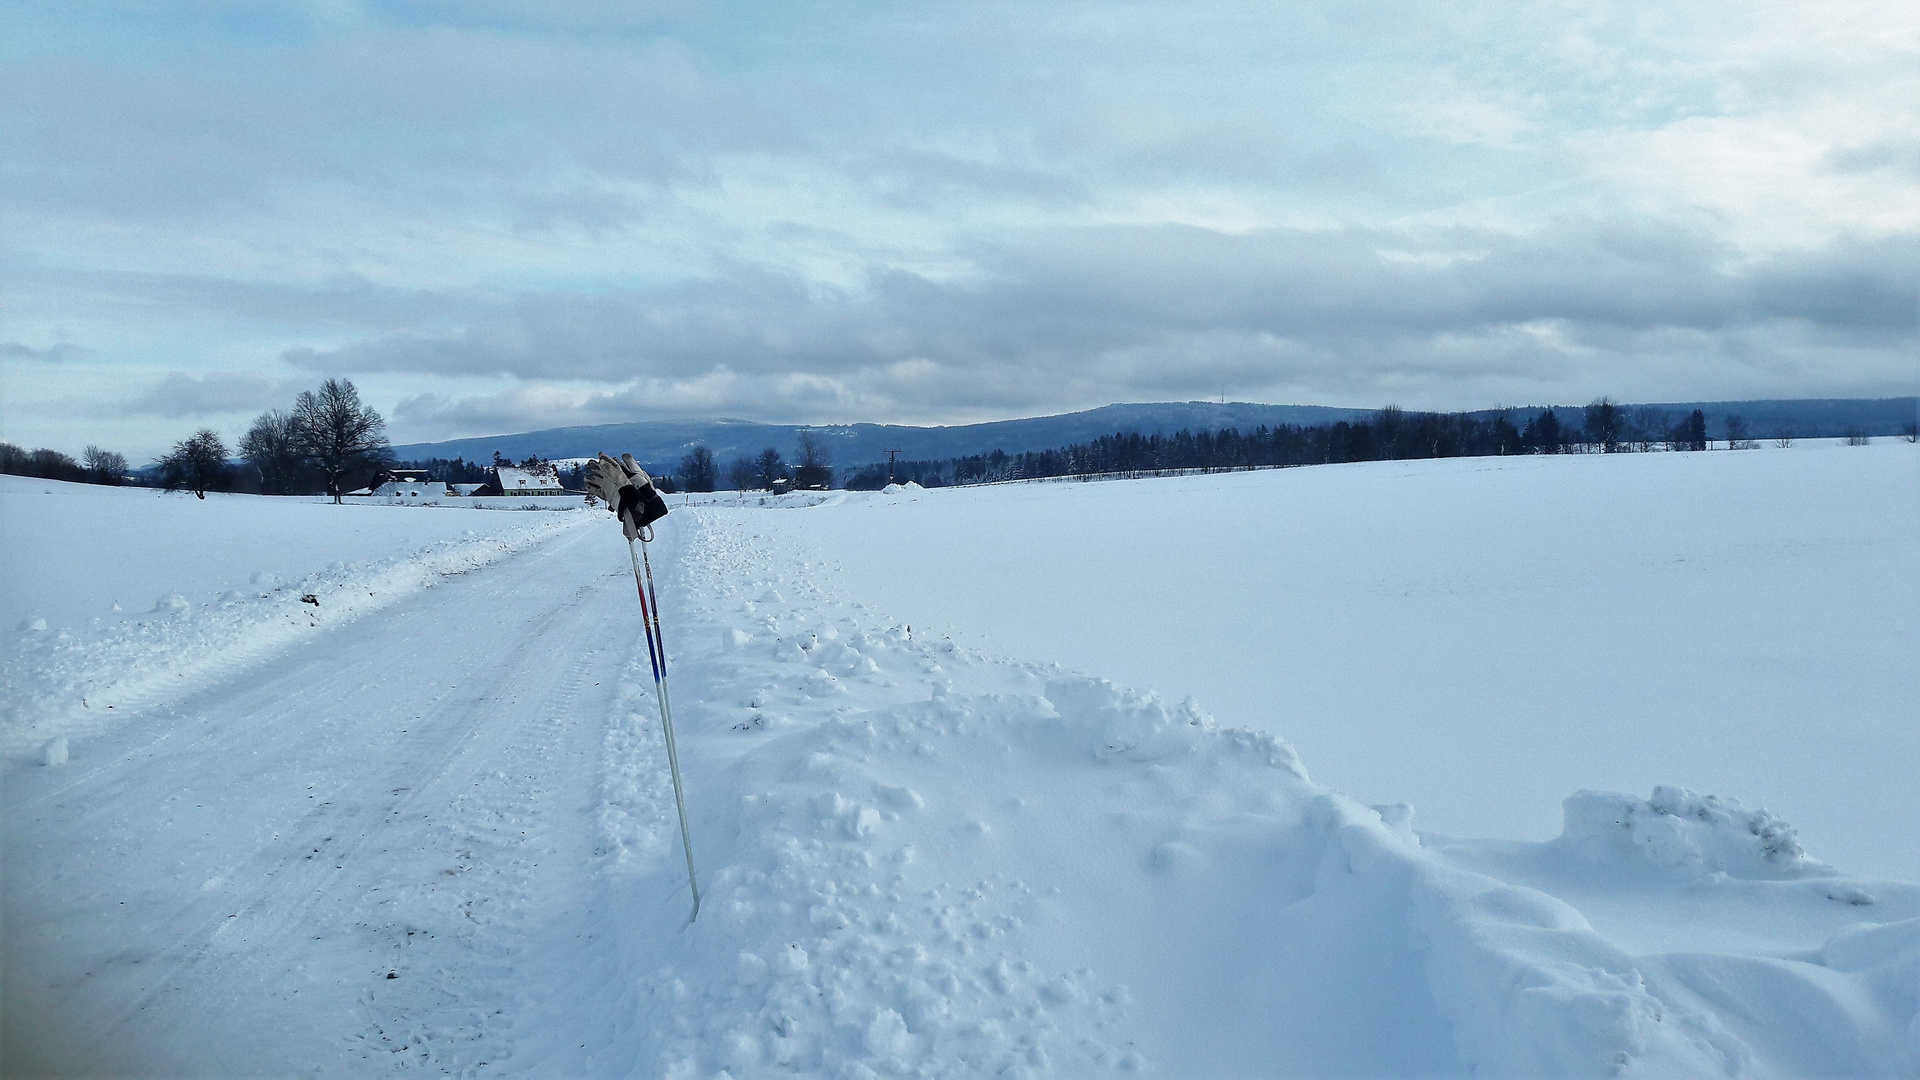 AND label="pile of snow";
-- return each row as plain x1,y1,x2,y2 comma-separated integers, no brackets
1558,786,1818,879
0,476,592,747
591,504,1920,1079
